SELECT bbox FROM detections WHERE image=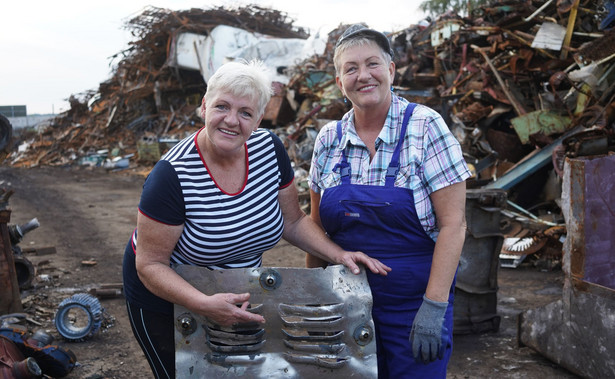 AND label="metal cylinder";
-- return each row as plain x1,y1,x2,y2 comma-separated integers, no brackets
11,357,42,379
